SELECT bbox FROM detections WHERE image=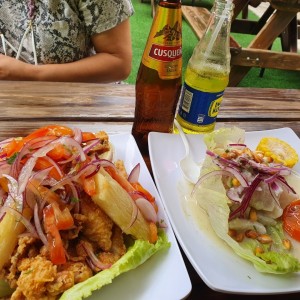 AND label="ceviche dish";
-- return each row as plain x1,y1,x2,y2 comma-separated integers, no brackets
0,125,169,299
190,127,300,274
